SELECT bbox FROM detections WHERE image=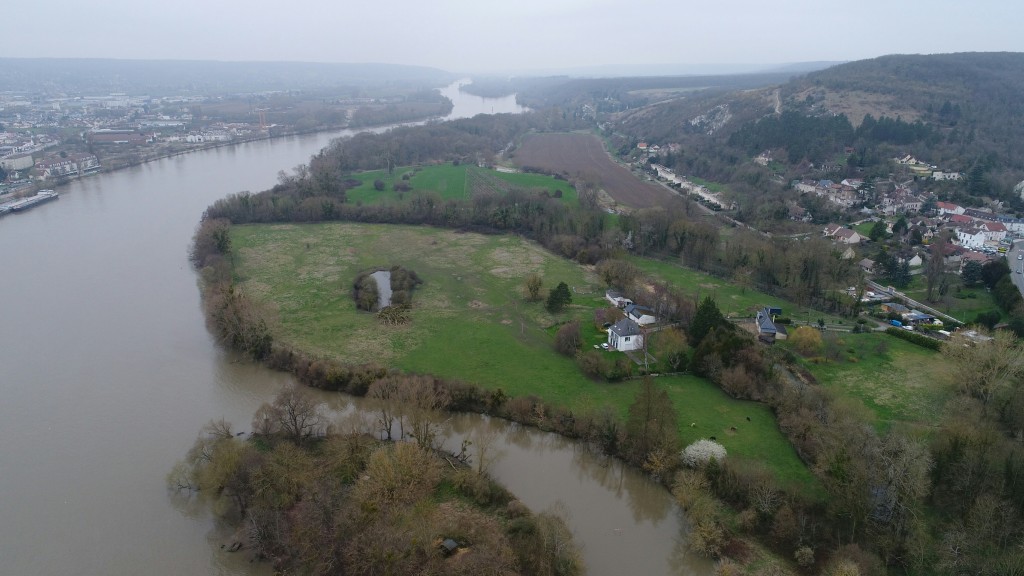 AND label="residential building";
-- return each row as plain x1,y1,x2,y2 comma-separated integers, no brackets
608,318,643,352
